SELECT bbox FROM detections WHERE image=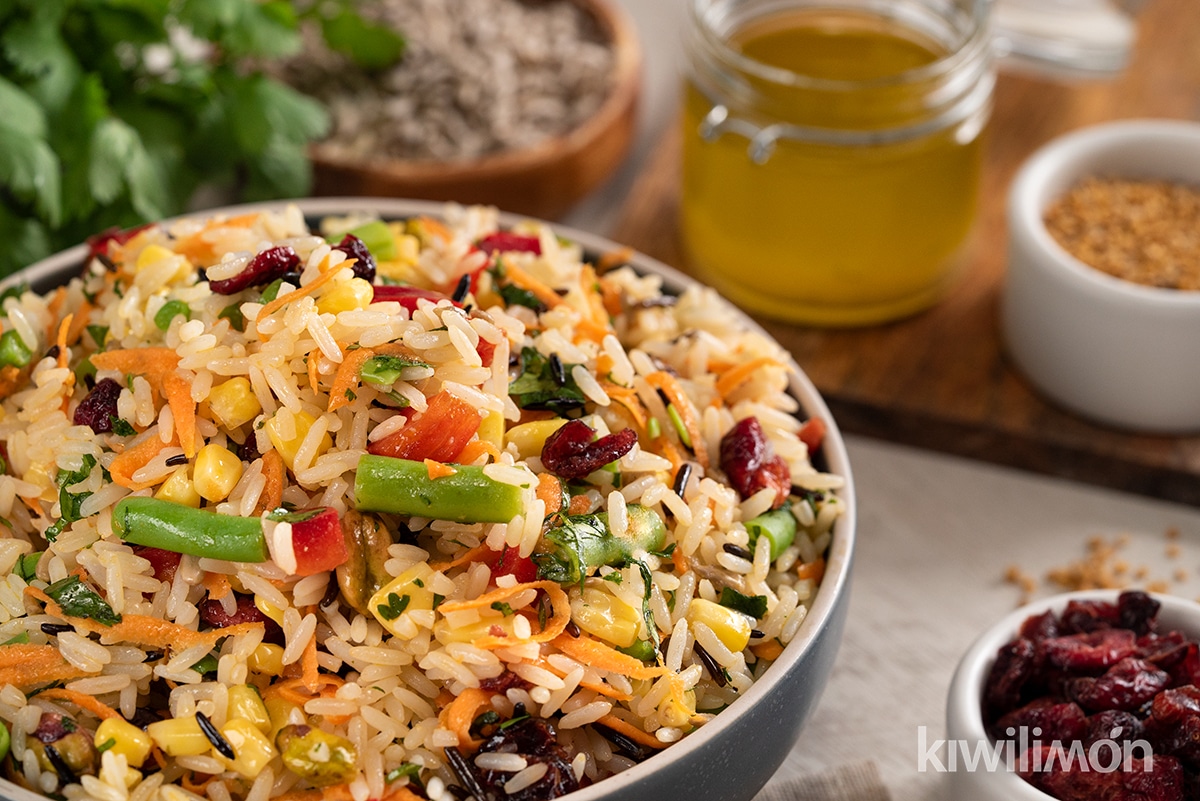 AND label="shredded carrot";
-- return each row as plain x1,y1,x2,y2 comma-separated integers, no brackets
202,572,232,601
551,634,664,681
580,264,611,330
55,314,72,369
796,556,826,583
0,644,88,689
439,686,494,751
264,675,344,708
31,586,264,652
598,275,624,317
672,546,689,575
109,432,177,490
595,353,615,378
300,631,320,694
751,640,785,661
656,437,684,478
65,301,92,347
307,353,320,396
457,438,502,465
257,257,346,324
425,459,457,479
439,581,570,650
181,771,215,795
595,714,667,750
567,494,592,515
429,544,491,573
645,371,709,469
255,448,285,515
37,688,120,721
171,213,259,264
0,364,25,400
45,287,67,344
327,347,376,412
90,347,180,381
715,357,786,399
534,657,631,701
602,383,648,432
276,784,424,801
163,371,197,458
502,263,563,310
536,472,565,515
573,318,612,345
417,216,452,243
